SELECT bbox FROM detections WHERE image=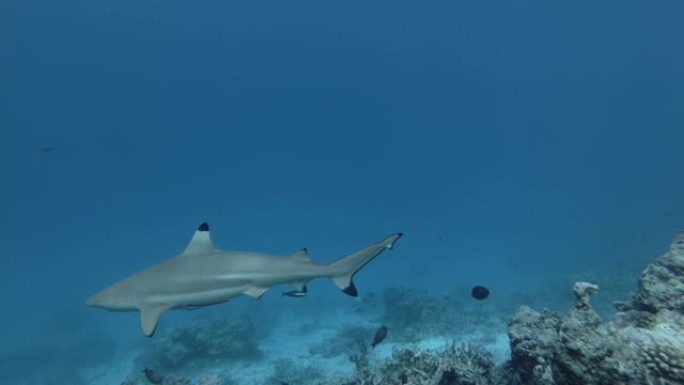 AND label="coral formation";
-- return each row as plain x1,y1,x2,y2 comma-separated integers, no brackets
344,342,503,385
121,373,235,385
508,231,684,385
267,358,327,385
380,286,500,343
309,324,375,358
134,314,261,372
